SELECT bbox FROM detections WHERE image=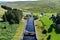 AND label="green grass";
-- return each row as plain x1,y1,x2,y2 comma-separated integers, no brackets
35,20,46,40
41,13,60,40
12,20,25,40
0,21,25,40
0,22,18,40
35,13,60,40
41,16,53,29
